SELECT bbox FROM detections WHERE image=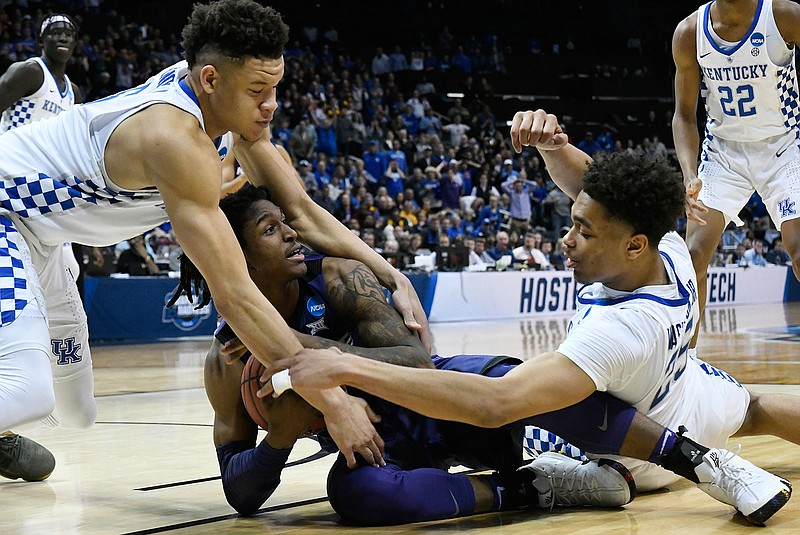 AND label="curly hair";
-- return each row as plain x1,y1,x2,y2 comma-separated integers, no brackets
181,0,289,68
168,184,273,309
581,152,685,247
